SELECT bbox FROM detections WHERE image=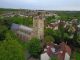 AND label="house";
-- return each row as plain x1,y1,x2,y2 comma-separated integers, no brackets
58,42,71,60
46,20,60,30
78,24,80,34
41,52,50,60
46,20,66,30
41,42,71,60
